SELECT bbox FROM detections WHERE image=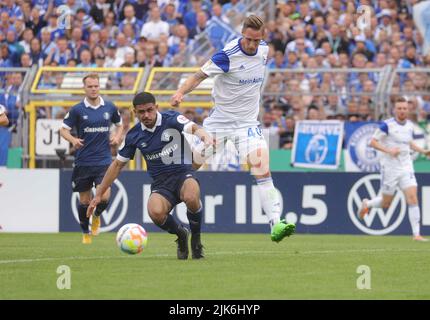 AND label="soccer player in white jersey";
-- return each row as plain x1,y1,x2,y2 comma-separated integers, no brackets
170,15,295,242
359,98,430,241
0,104,9,127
